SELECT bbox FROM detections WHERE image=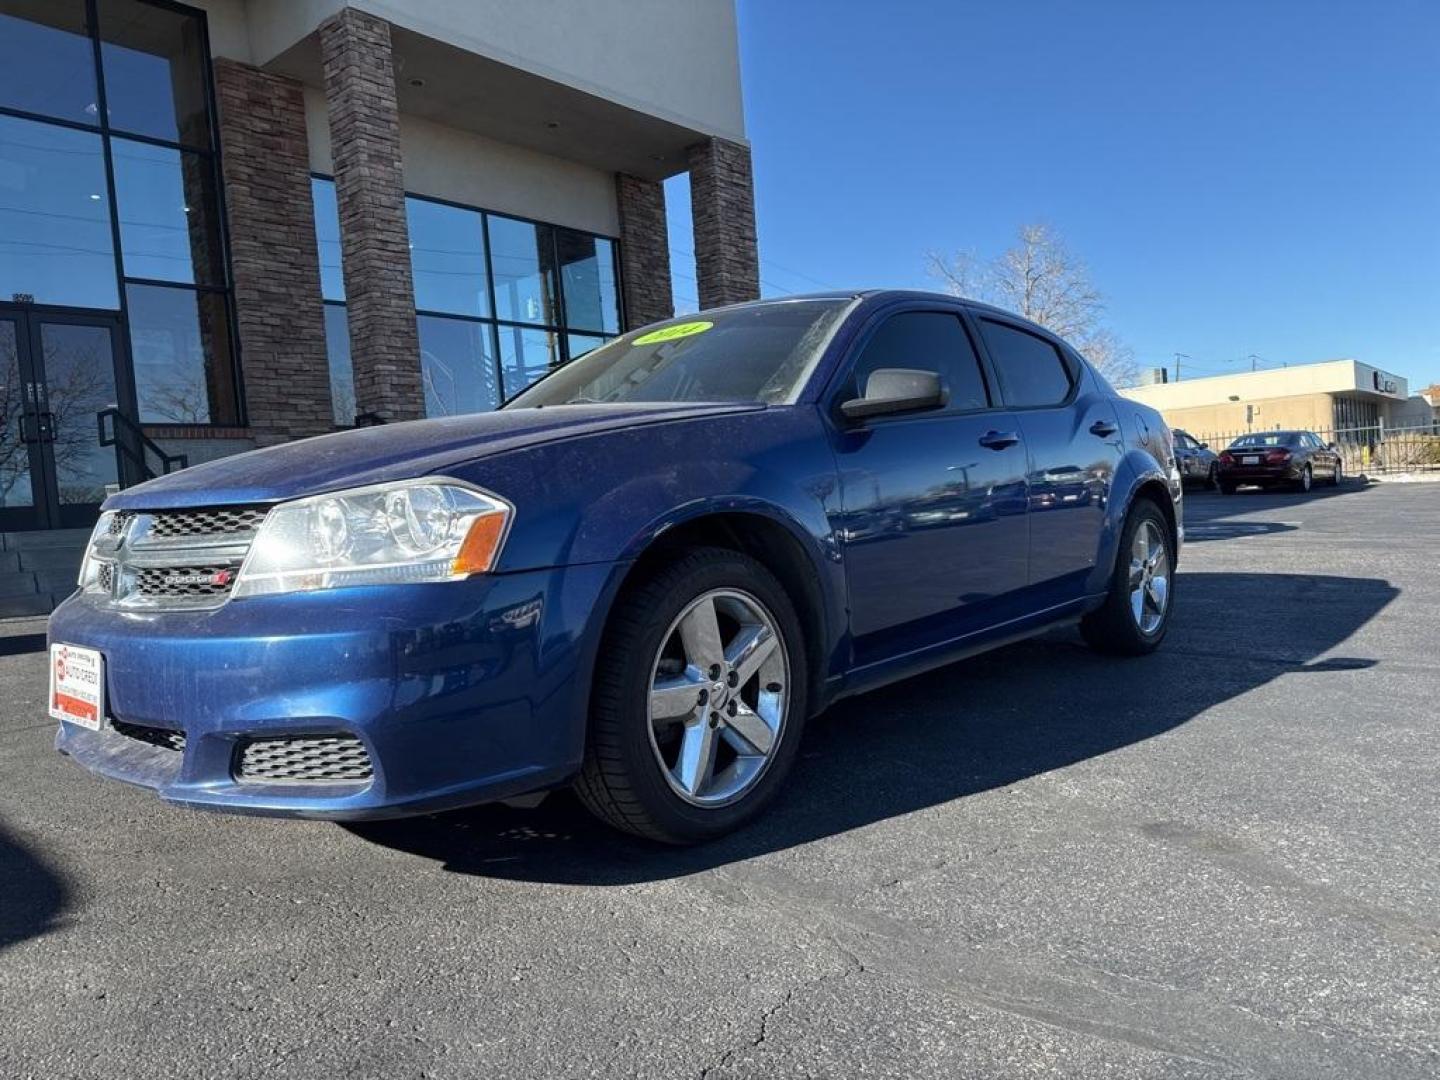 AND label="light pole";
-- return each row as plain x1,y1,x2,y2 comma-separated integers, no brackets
1173,352,1190,382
